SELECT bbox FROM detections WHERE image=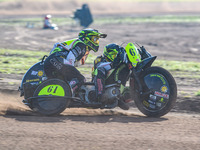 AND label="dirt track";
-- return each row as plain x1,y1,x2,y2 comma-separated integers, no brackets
1,113,200,150
0,0,200,150
0,92,200,150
